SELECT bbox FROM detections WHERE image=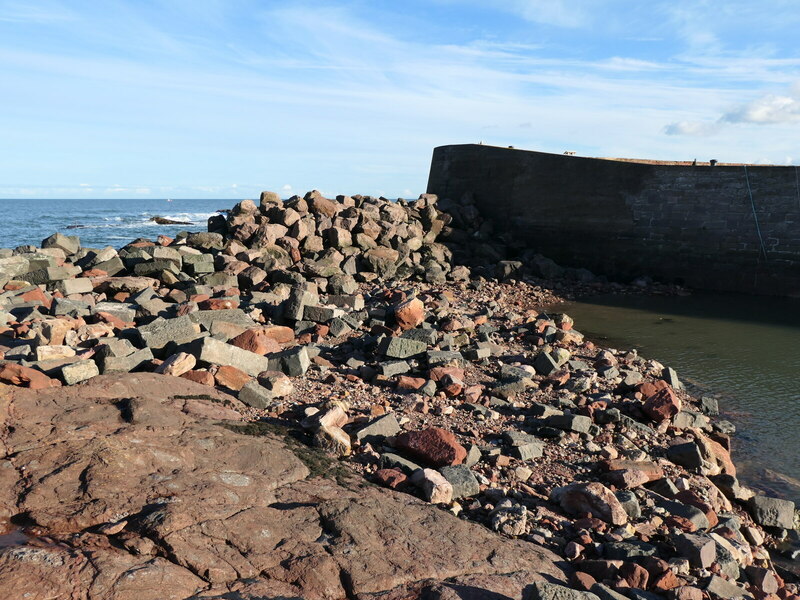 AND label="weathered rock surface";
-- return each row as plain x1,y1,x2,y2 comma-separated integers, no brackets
0,374,566,599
